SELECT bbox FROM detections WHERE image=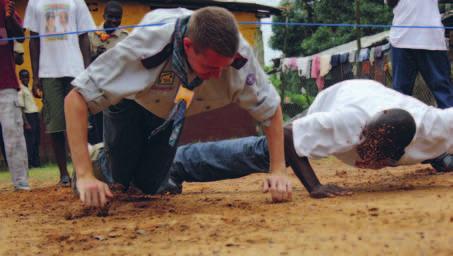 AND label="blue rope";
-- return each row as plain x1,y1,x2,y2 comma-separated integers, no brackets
1,21,451,42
